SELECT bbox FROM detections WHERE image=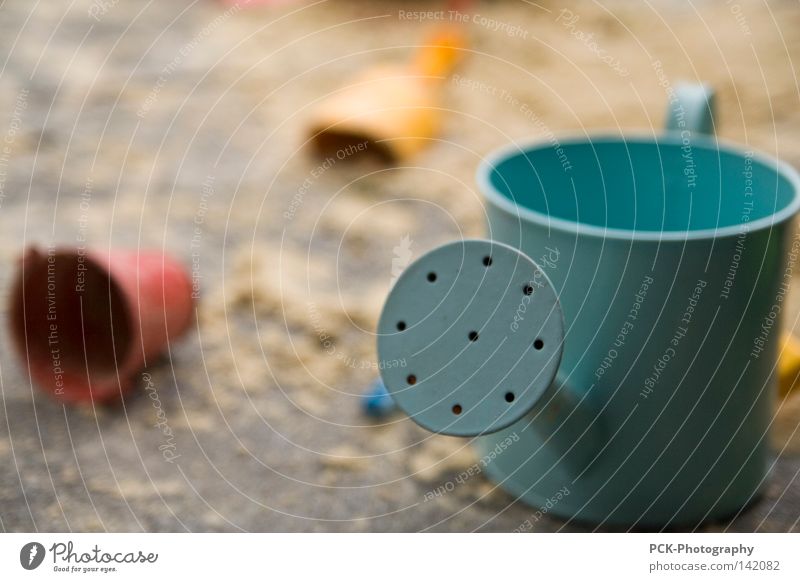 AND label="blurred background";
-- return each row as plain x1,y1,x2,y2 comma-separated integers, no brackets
1,0,800,532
